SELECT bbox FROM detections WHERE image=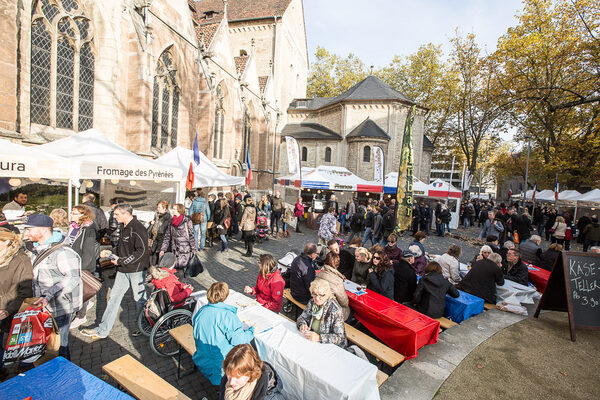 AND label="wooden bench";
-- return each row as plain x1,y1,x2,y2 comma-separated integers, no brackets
484,302,497,310
102,354,191,400
283,288,405,368
435,317,458,330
